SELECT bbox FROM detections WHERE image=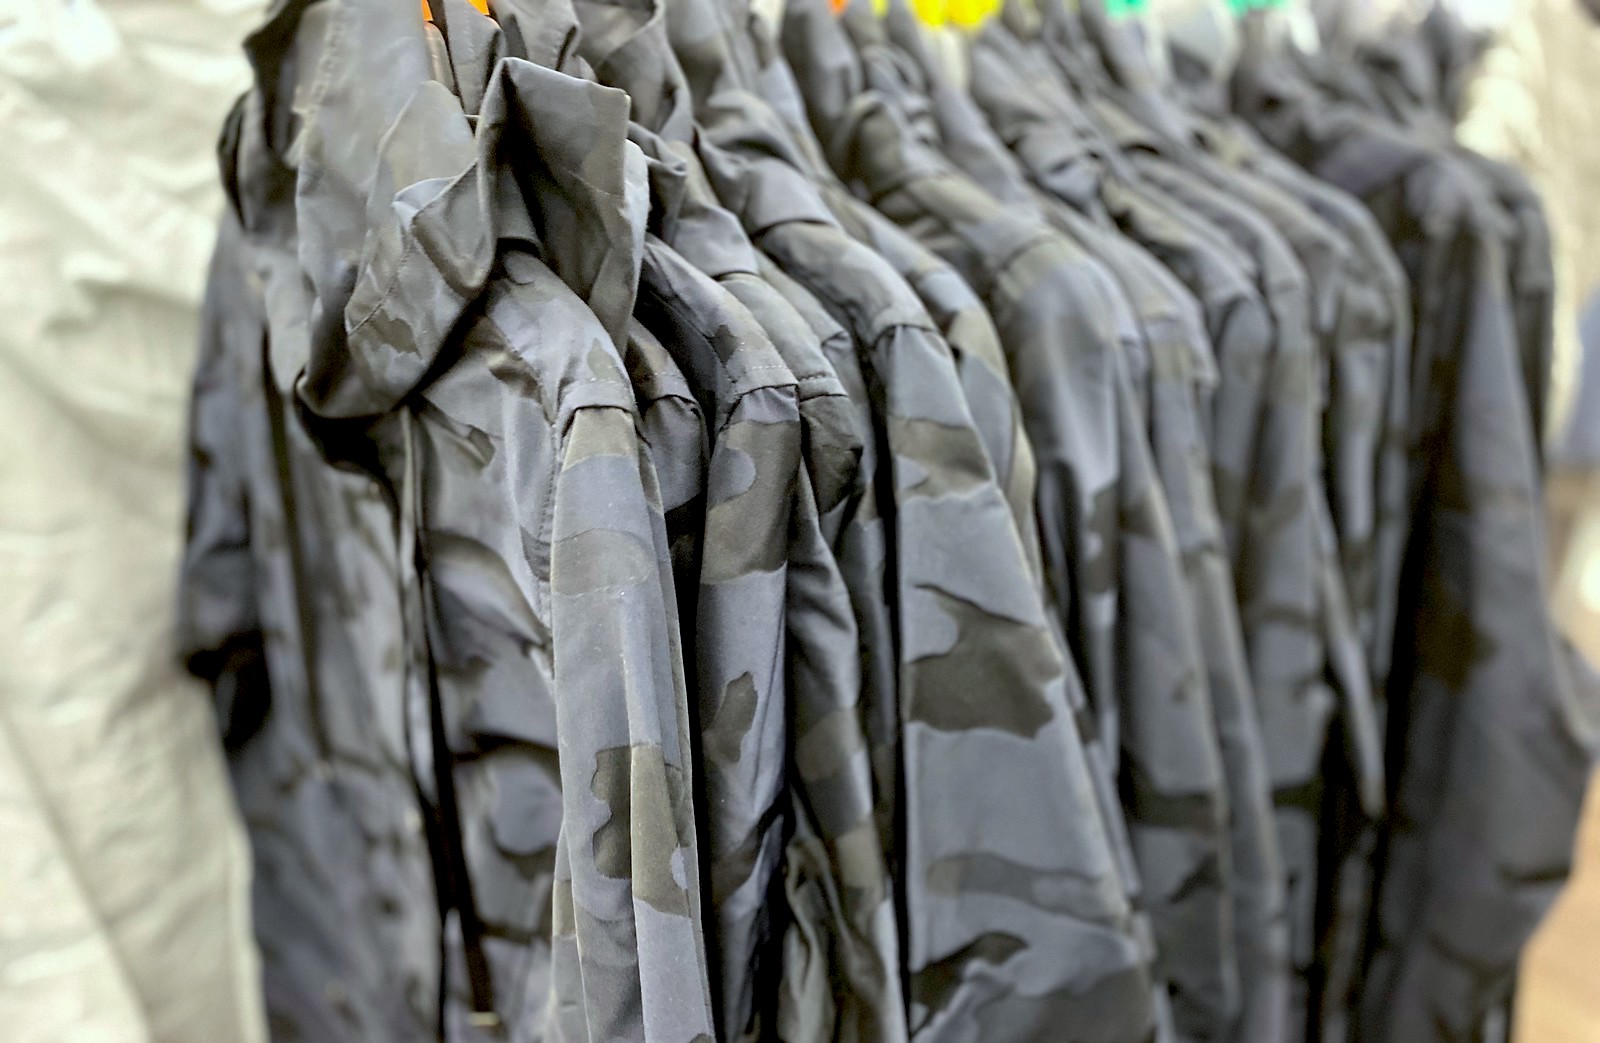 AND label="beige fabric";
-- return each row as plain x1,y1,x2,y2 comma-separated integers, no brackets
1513,762,1600,1043
1458,0,1600,441
0,2,266,1040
